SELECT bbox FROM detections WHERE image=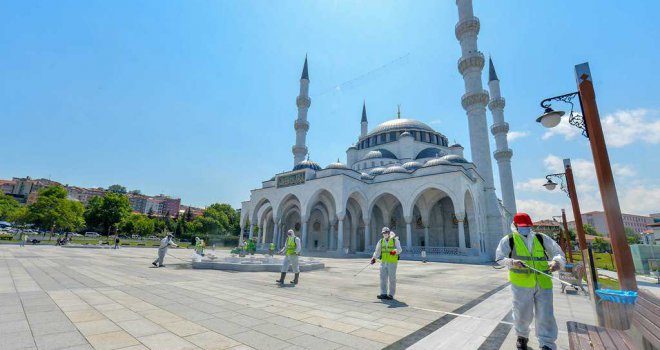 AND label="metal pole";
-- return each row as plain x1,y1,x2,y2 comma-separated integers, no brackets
575,62,637,291
561,209,574,262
